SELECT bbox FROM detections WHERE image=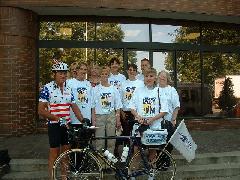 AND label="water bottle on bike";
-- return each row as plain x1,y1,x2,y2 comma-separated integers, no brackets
121,146,129,162
102,149,118,163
